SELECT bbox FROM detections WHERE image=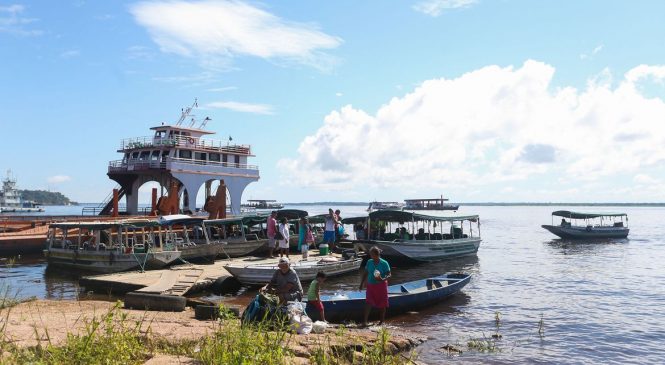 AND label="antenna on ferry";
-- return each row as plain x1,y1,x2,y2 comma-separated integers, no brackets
200,116,211,129
176,98,198,126
189,117,196,127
